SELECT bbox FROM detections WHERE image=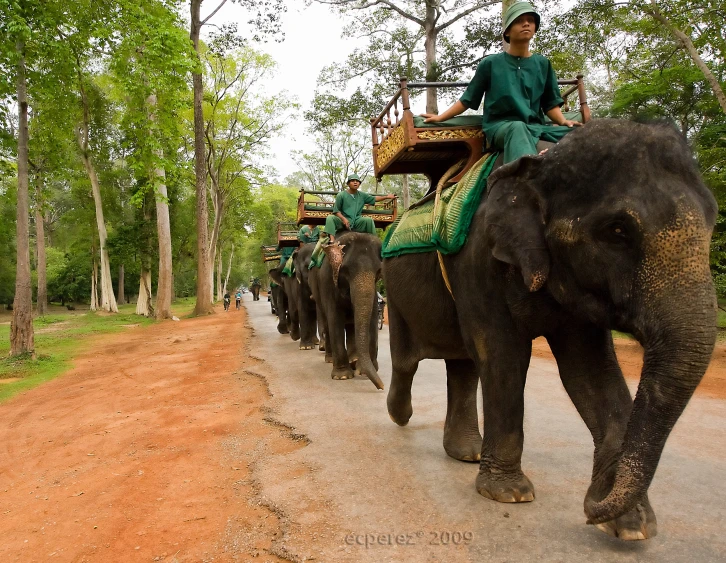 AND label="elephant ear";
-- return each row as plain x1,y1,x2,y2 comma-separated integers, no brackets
322,242,346,287
269,266,284,286
484,155,549,292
